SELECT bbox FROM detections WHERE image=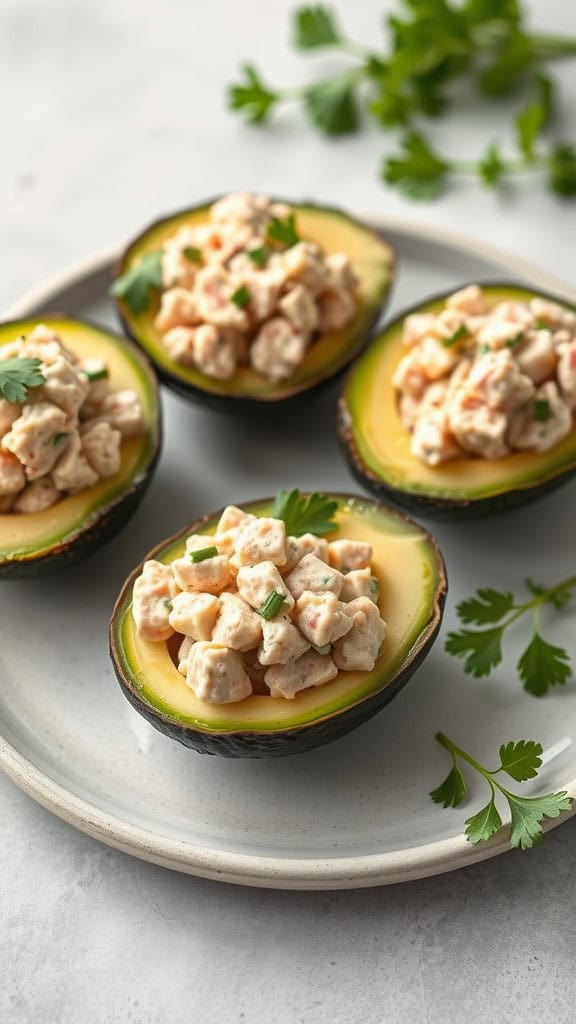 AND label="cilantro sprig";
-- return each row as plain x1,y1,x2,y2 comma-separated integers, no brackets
111,250,163,315
0,357,45,403
272,488,338,536
445,575,576,696
227,3,576,199
430,732,572,849
266,213,301,249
